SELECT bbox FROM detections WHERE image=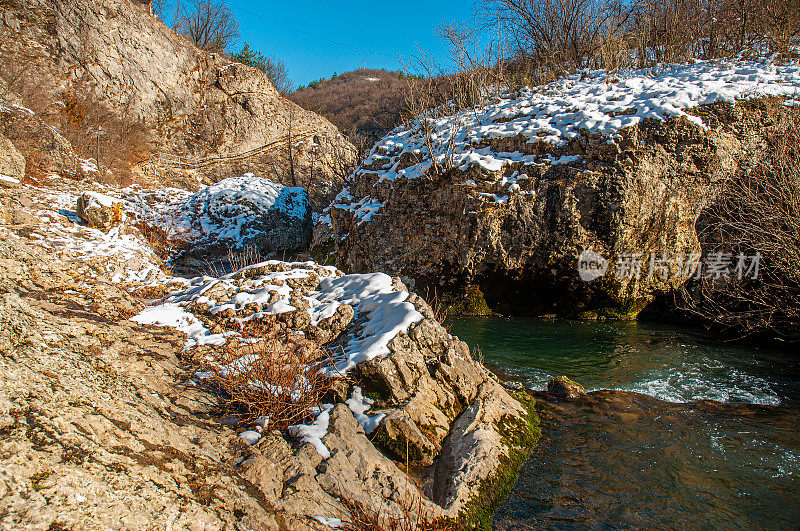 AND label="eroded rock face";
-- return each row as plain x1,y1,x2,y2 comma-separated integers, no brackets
333,99,794,317
0,135,24,185
0,105,78,178
0,0,356,206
